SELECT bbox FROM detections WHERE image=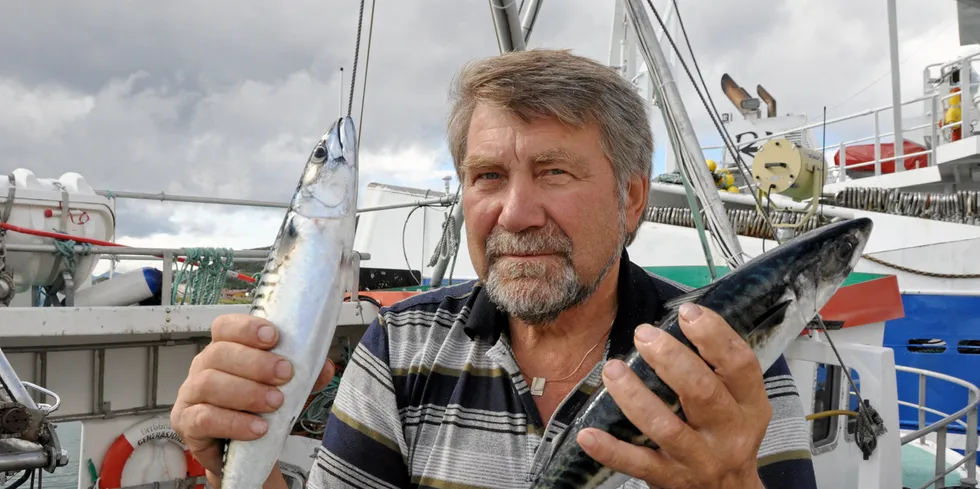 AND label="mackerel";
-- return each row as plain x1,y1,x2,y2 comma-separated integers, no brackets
531,216,874,488
220,116,359,488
